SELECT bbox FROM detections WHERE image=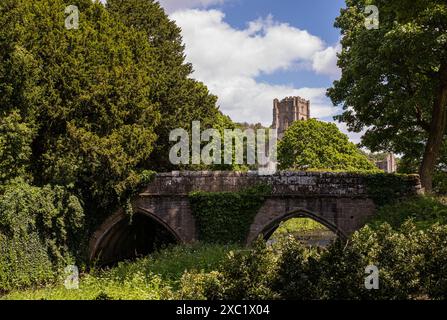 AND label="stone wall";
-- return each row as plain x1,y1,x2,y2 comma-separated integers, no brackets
141,171,421,197
89,171,422,262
